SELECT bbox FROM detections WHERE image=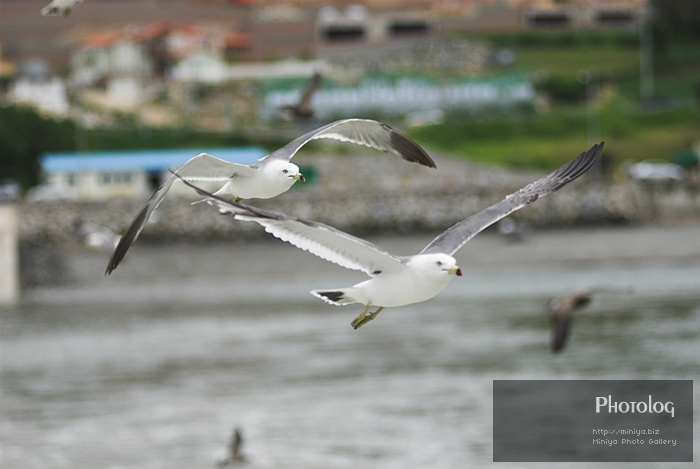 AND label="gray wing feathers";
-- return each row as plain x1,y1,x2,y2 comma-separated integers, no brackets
550,308,572,353
238,213,403,275
264,119,436,168
105,153,254,274
178,177,405,275
173,153,257,180
420,142,603,256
